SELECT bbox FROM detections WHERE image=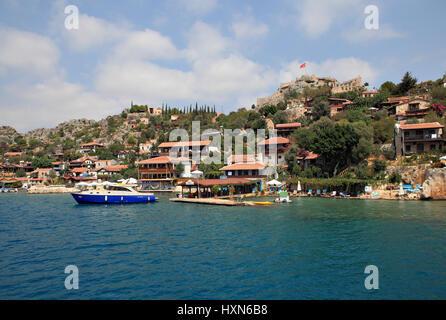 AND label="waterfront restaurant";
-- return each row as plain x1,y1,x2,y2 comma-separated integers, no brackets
137,156,193,190
177,178,257,198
